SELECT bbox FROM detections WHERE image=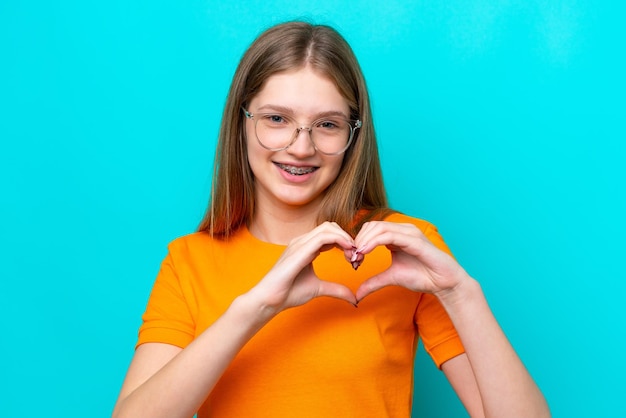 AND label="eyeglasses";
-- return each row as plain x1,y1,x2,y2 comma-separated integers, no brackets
242,108,362,155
